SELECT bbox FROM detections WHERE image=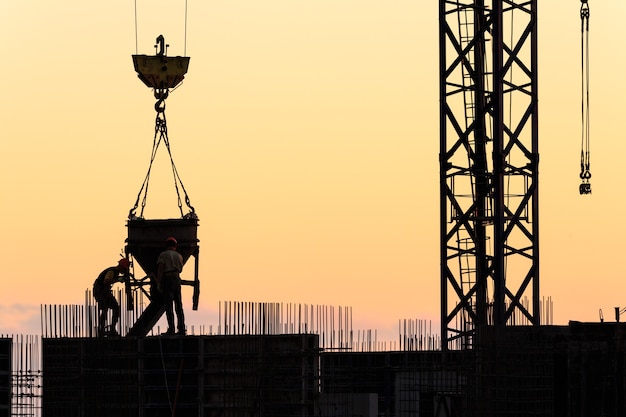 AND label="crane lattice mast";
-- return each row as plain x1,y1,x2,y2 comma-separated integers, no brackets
439,0,539,351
